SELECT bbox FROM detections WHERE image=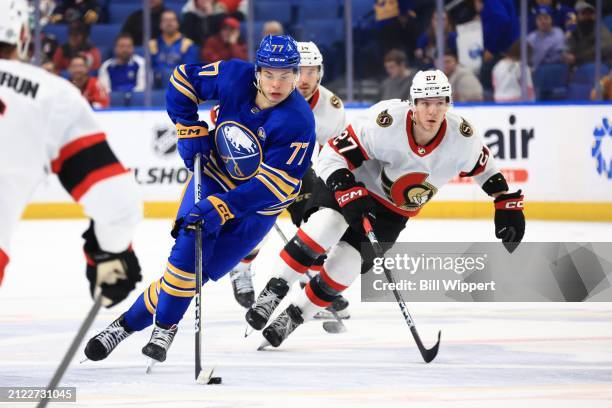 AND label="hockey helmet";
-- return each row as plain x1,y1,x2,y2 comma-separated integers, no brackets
409,70,453,106
255,35,300,70
0,0,30,60
297,41,324,83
